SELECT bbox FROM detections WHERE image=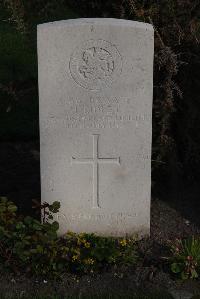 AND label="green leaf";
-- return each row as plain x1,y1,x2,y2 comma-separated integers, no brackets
181,271,189,280
7,205,17,212
24,216,33,225
0,197,8,203
191,269,198,279
171,263,181,273
51,221,59,231
36,245,43,253
49,201,60,213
